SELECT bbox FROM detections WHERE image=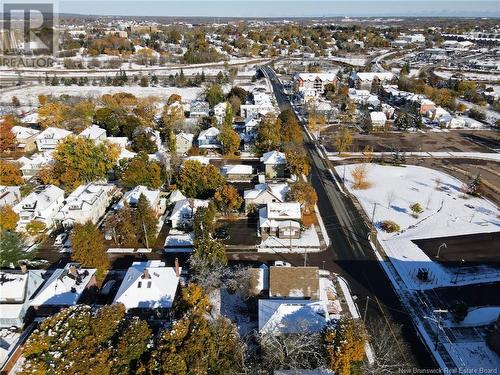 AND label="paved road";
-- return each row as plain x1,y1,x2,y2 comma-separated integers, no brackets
257,65,436,369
